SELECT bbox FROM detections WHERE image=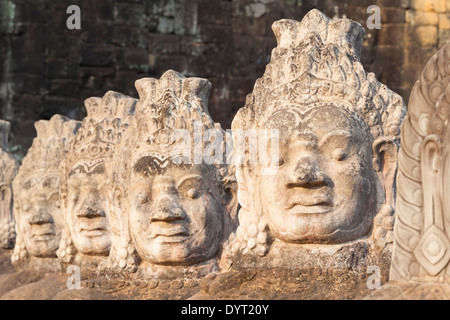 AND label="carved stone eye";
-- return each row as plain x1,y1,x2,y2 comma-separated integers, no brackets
23,204,31,212
186,188,199,199
332,148,347,161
